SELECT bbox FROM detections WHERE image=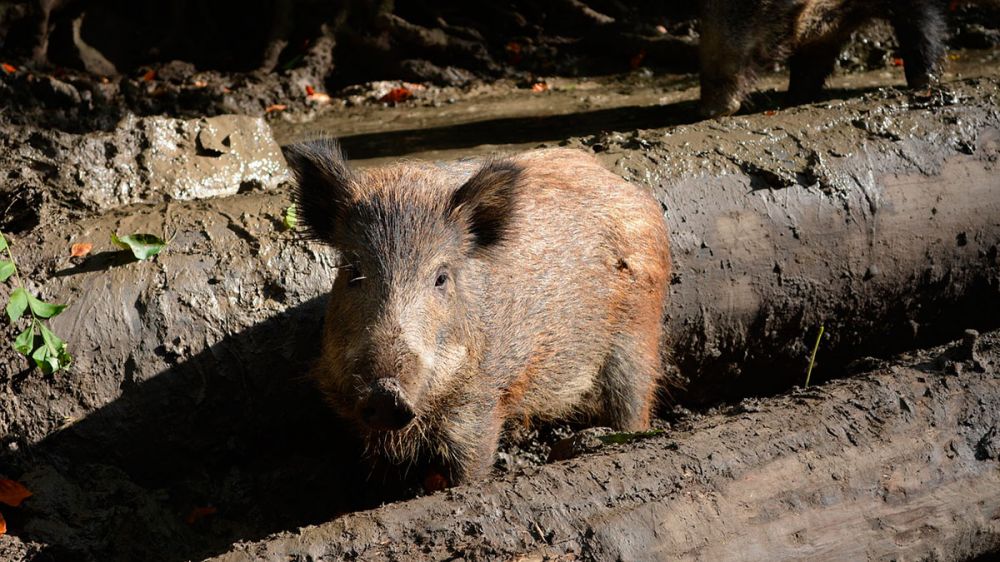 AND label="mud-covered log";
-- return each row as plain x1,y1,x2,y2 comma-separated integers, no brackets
212,331,1000,561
